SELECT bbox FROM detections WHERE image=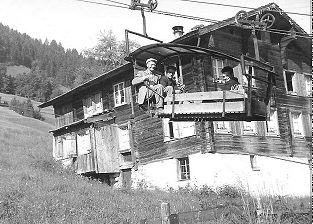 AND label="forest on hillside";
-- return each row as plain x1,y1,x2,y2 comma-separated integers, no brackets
0,23,139,102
